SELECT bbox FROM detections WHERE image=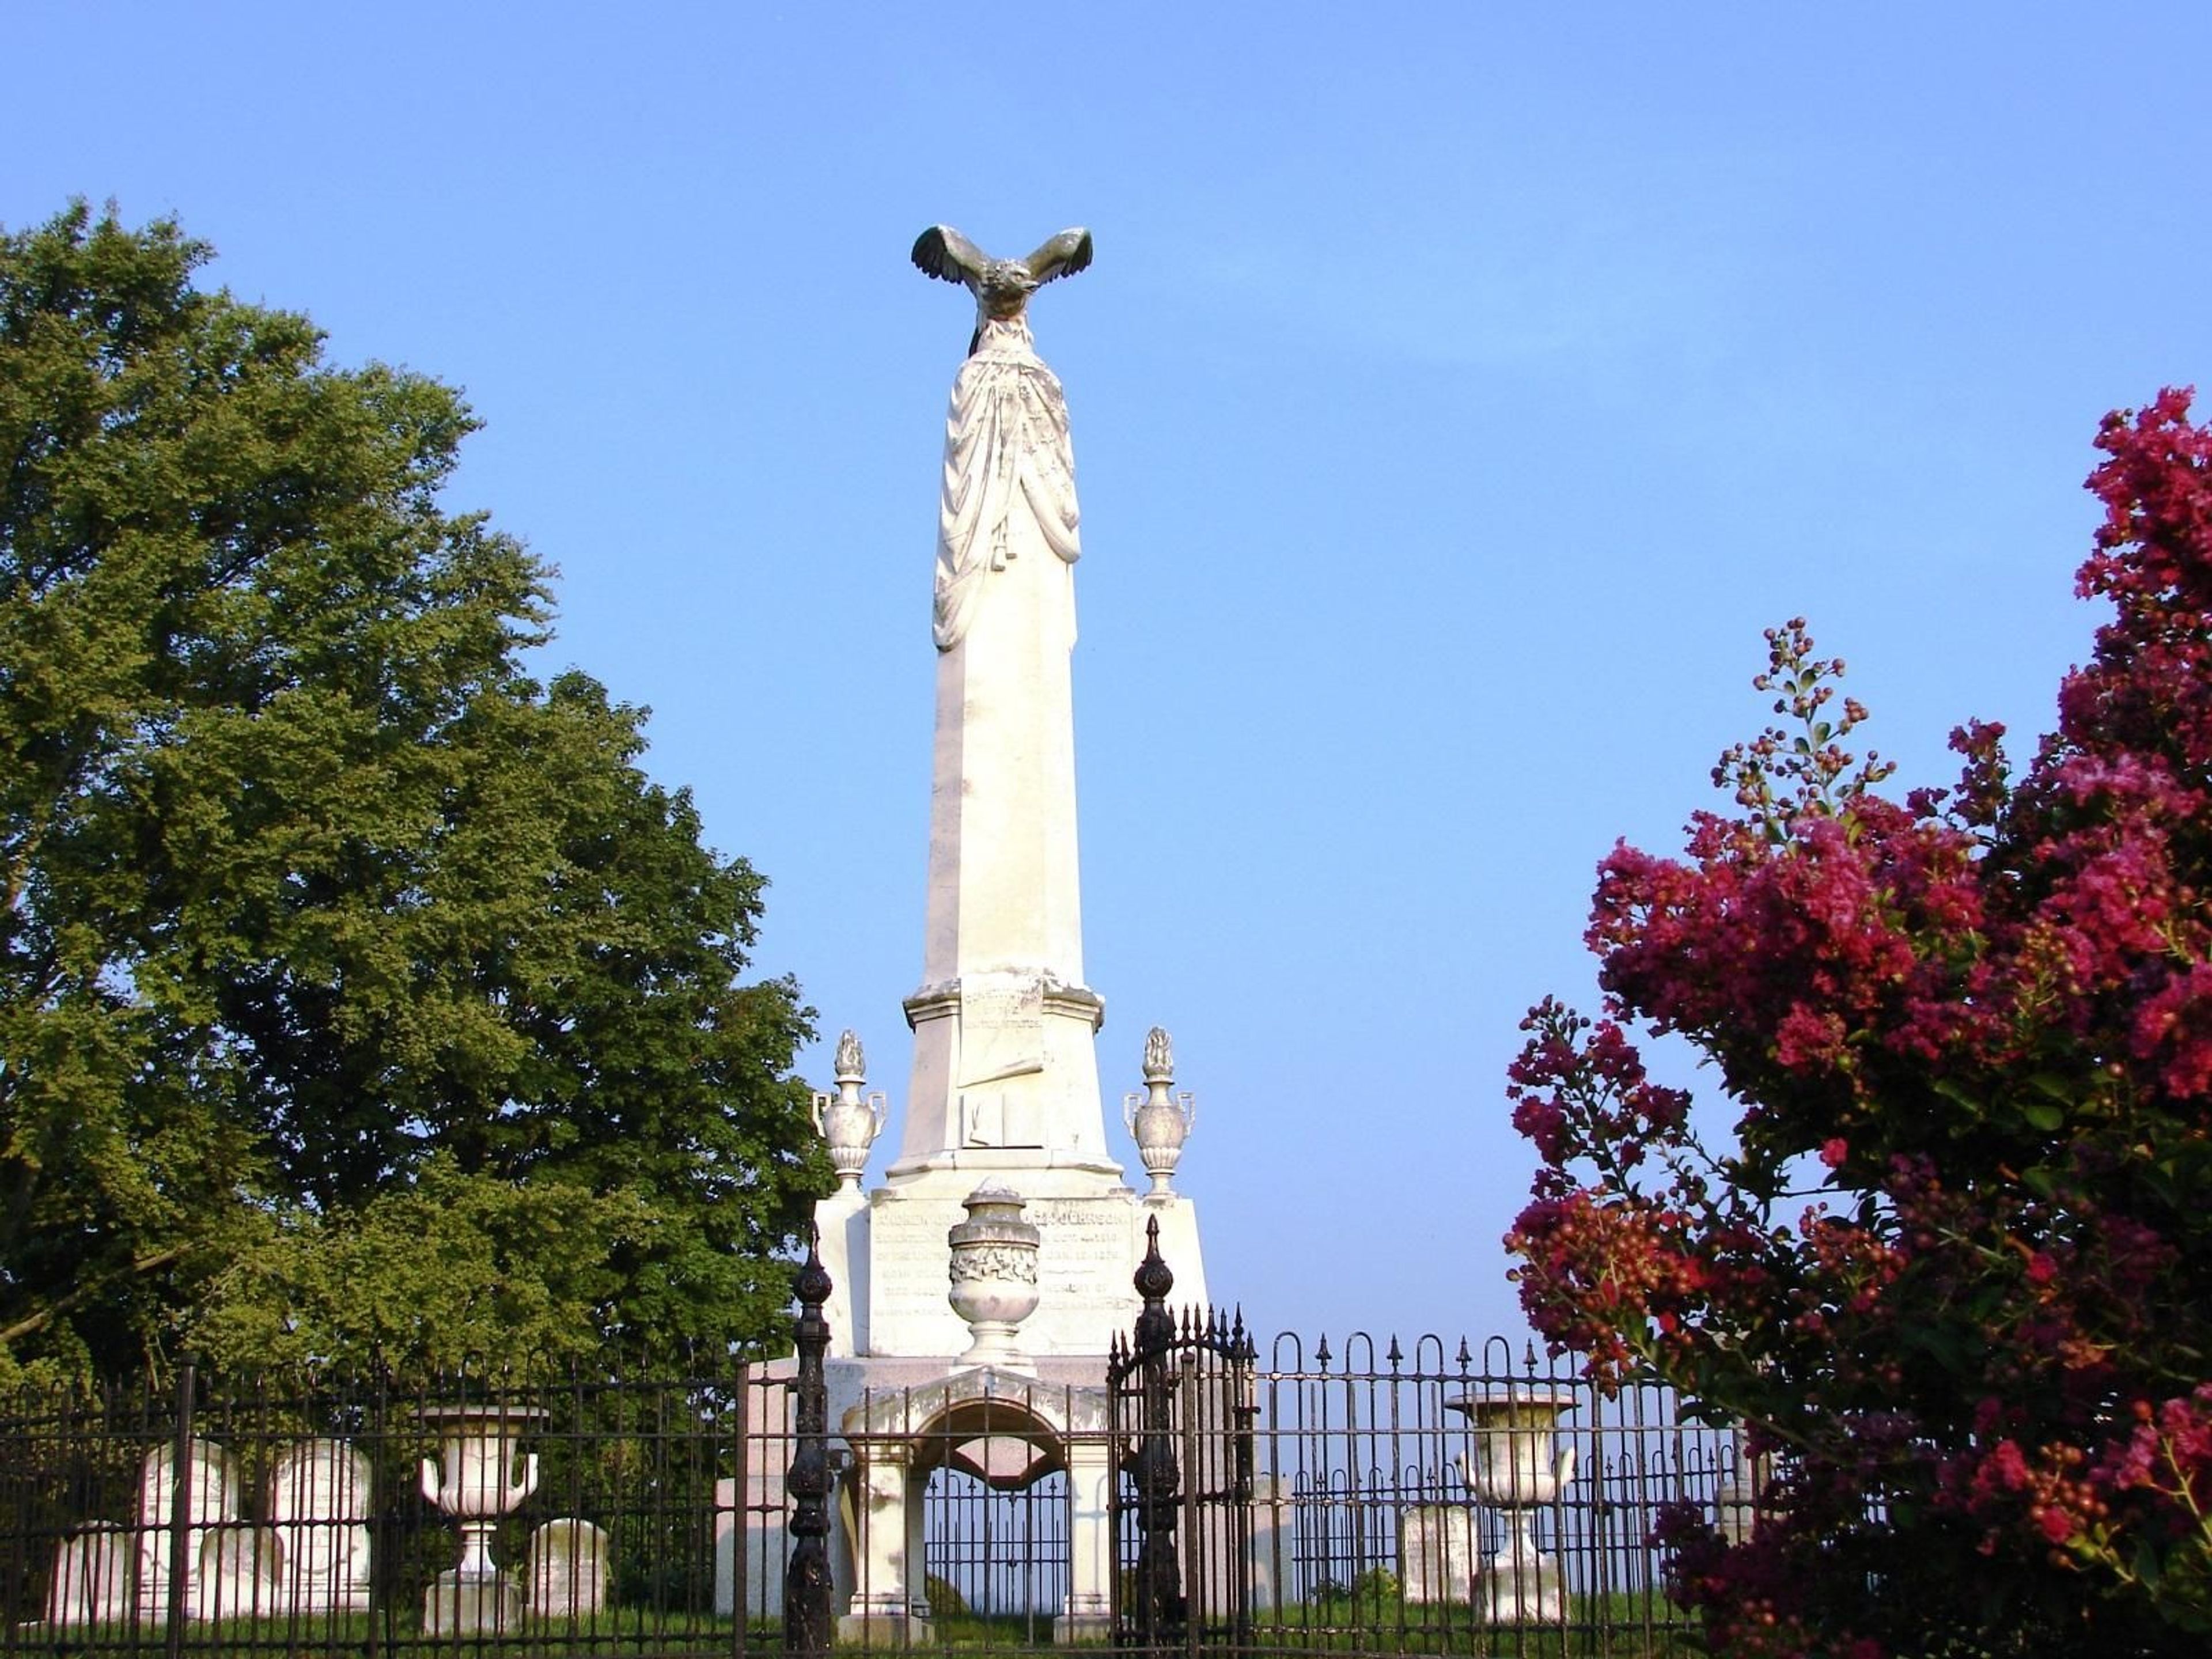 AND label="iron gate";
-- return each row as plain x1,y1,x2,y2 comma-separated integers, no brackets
1108,1217,1257,1653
